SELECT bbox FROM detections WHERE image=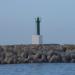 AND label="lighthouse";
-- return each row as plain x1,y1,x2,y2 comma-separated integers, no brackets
32,17,43,44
